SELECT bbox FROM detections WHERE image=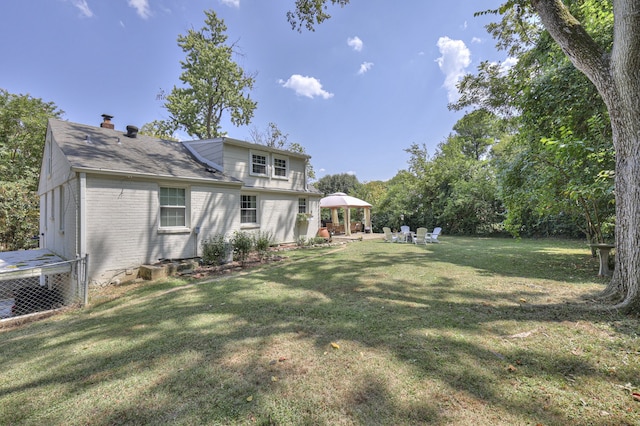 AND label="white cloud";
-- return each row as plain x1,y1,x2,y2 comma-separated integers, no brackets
497,56,518,73
278,75,334,99
220,0,240,7
128,0,151,19
70,0,93,18
347,36,363,52
435,36,471,103
357,62,374,75
471,37,482,44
